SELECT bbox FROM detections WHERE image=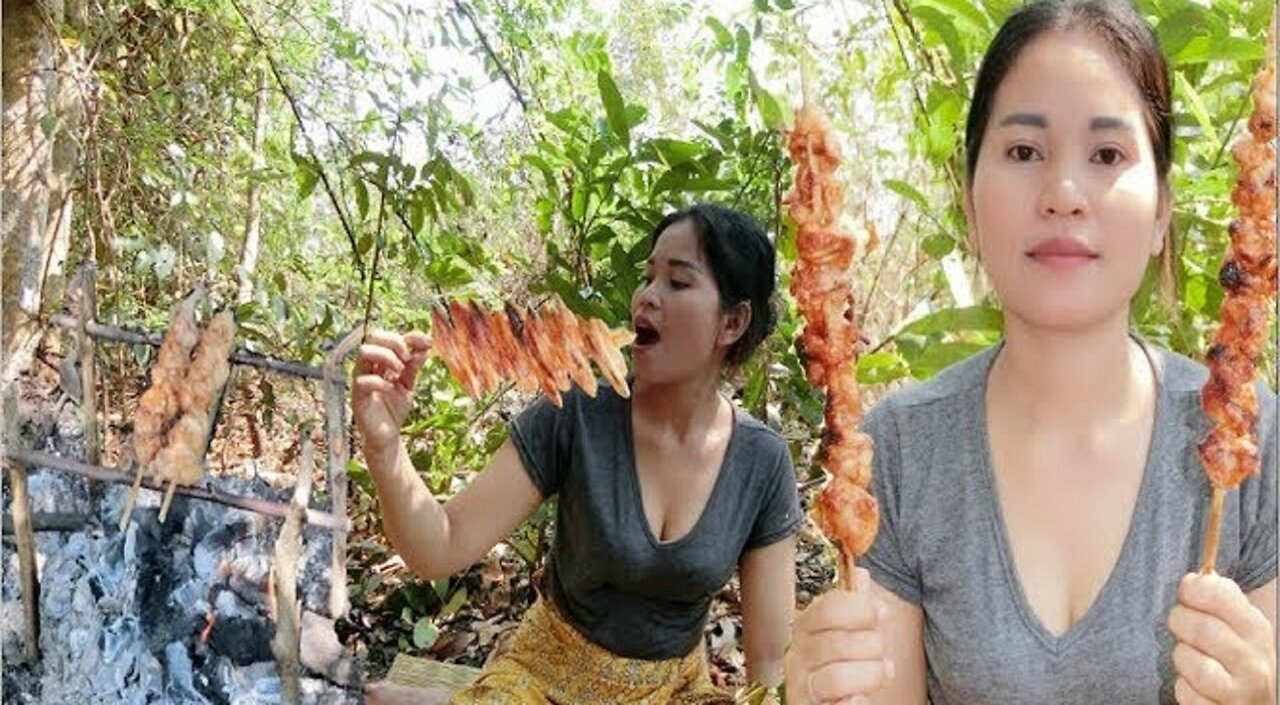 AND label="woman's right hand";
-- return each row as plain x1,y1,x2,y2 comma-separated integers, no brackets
352,329,431,457
784,568,894,705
